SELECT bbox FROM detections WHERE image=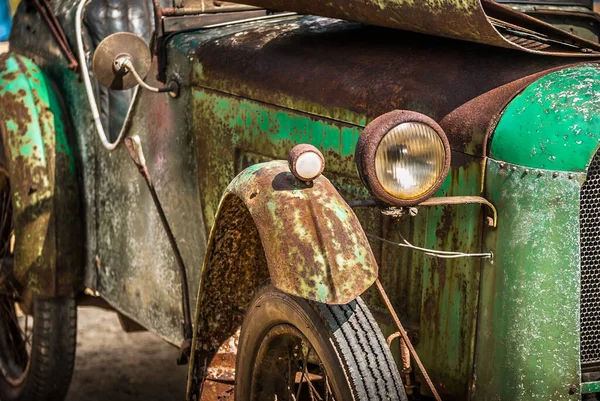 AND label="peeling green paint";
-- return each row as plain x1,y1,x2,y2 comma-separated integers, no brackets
491,64,600,172
194,86,488,398
0,53,80,296
475,158,584,401
581,381,600,394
